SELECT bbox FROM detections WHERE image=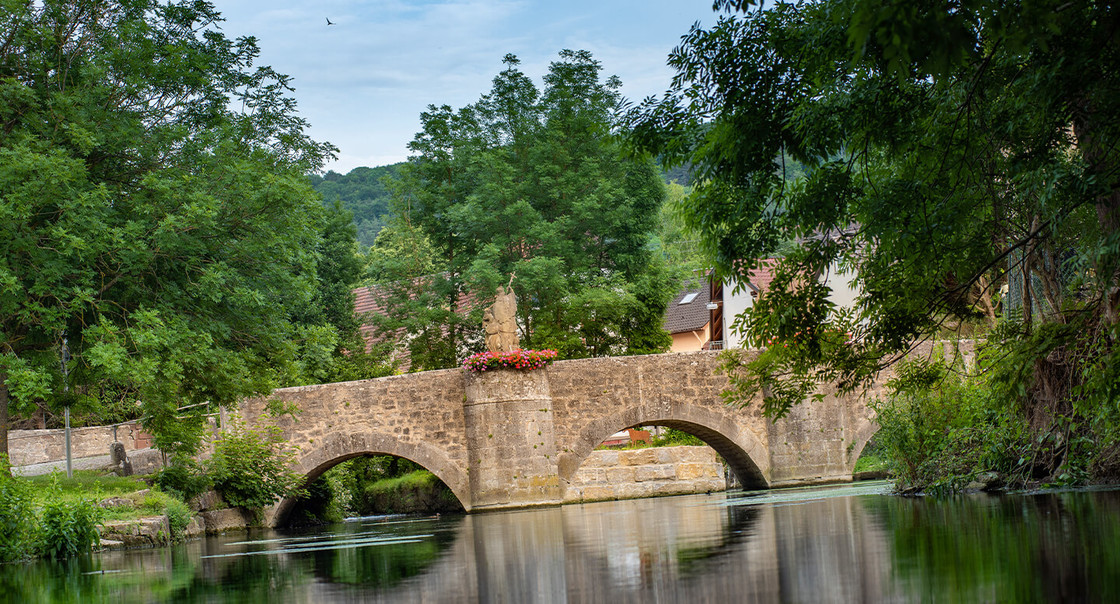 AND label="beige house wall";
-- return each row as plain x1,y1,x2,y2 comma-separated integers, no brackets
669,324,709,352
